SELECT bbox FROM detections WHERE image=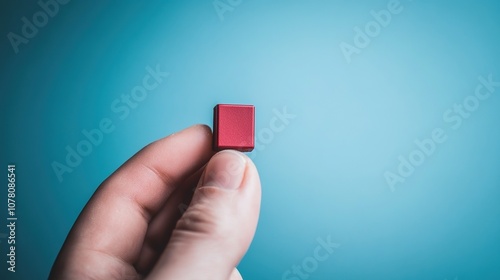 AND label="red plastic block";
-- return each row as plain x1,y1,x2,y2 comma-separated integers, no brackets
213,104,255,152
